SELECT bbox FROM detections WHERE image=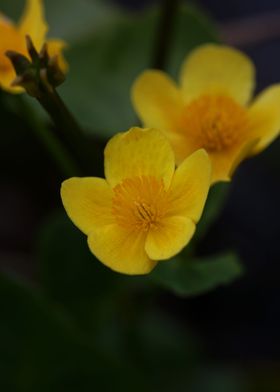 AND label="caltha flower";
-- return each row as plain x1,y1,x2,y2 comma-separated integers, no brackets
0,0,67,93
61,128,211,275
132,44,280,183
